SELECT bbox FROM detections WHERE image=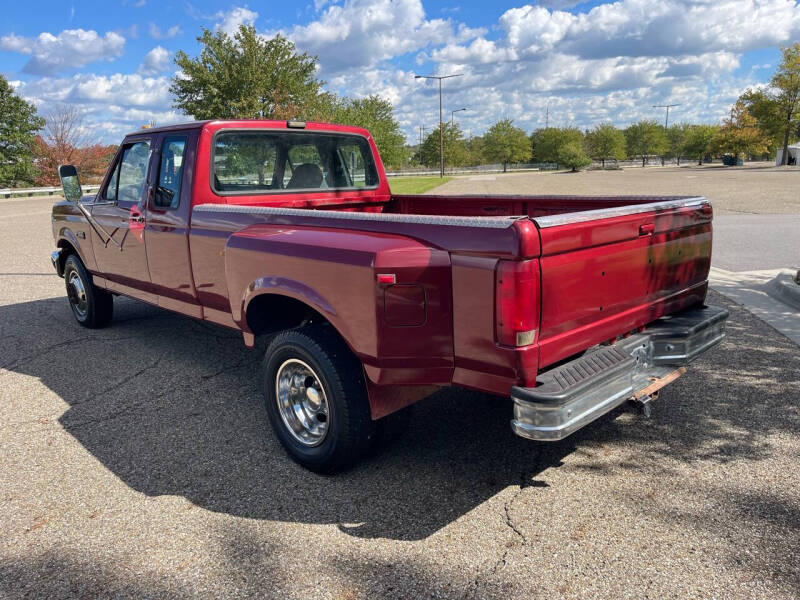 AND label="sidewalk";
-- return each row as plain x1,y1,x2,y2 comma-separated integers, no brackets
709,267,800,346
